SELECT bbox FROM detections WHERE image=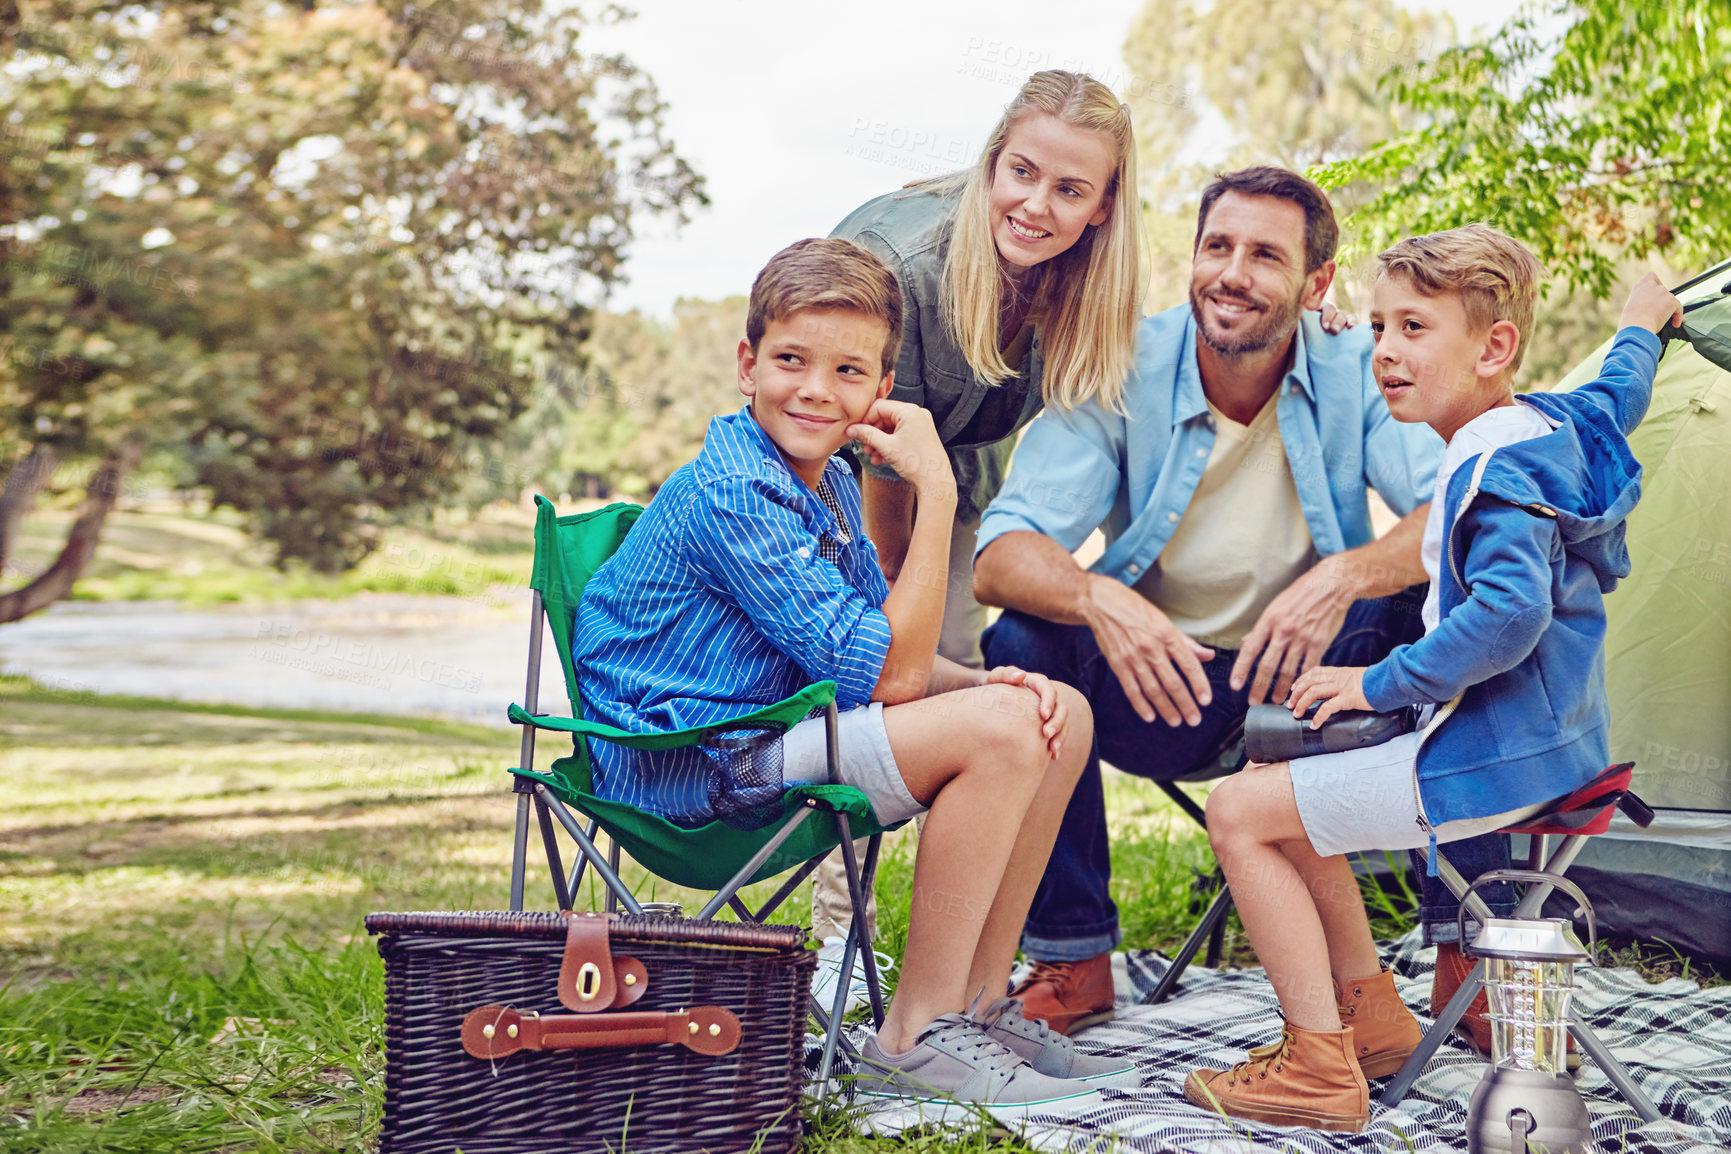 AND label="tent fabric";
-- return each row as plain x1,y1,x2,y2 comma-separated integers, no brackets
1543,262,1731,960
1552,264,1731,814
